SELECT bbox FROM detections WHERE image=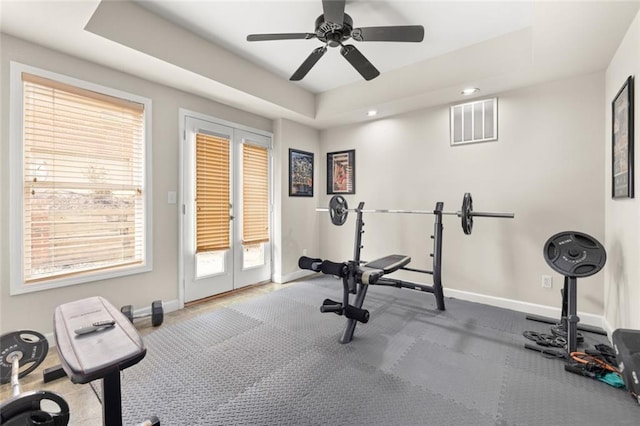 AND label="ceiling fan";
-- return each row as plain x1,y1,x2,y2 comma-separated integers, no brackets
246,0,424,82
